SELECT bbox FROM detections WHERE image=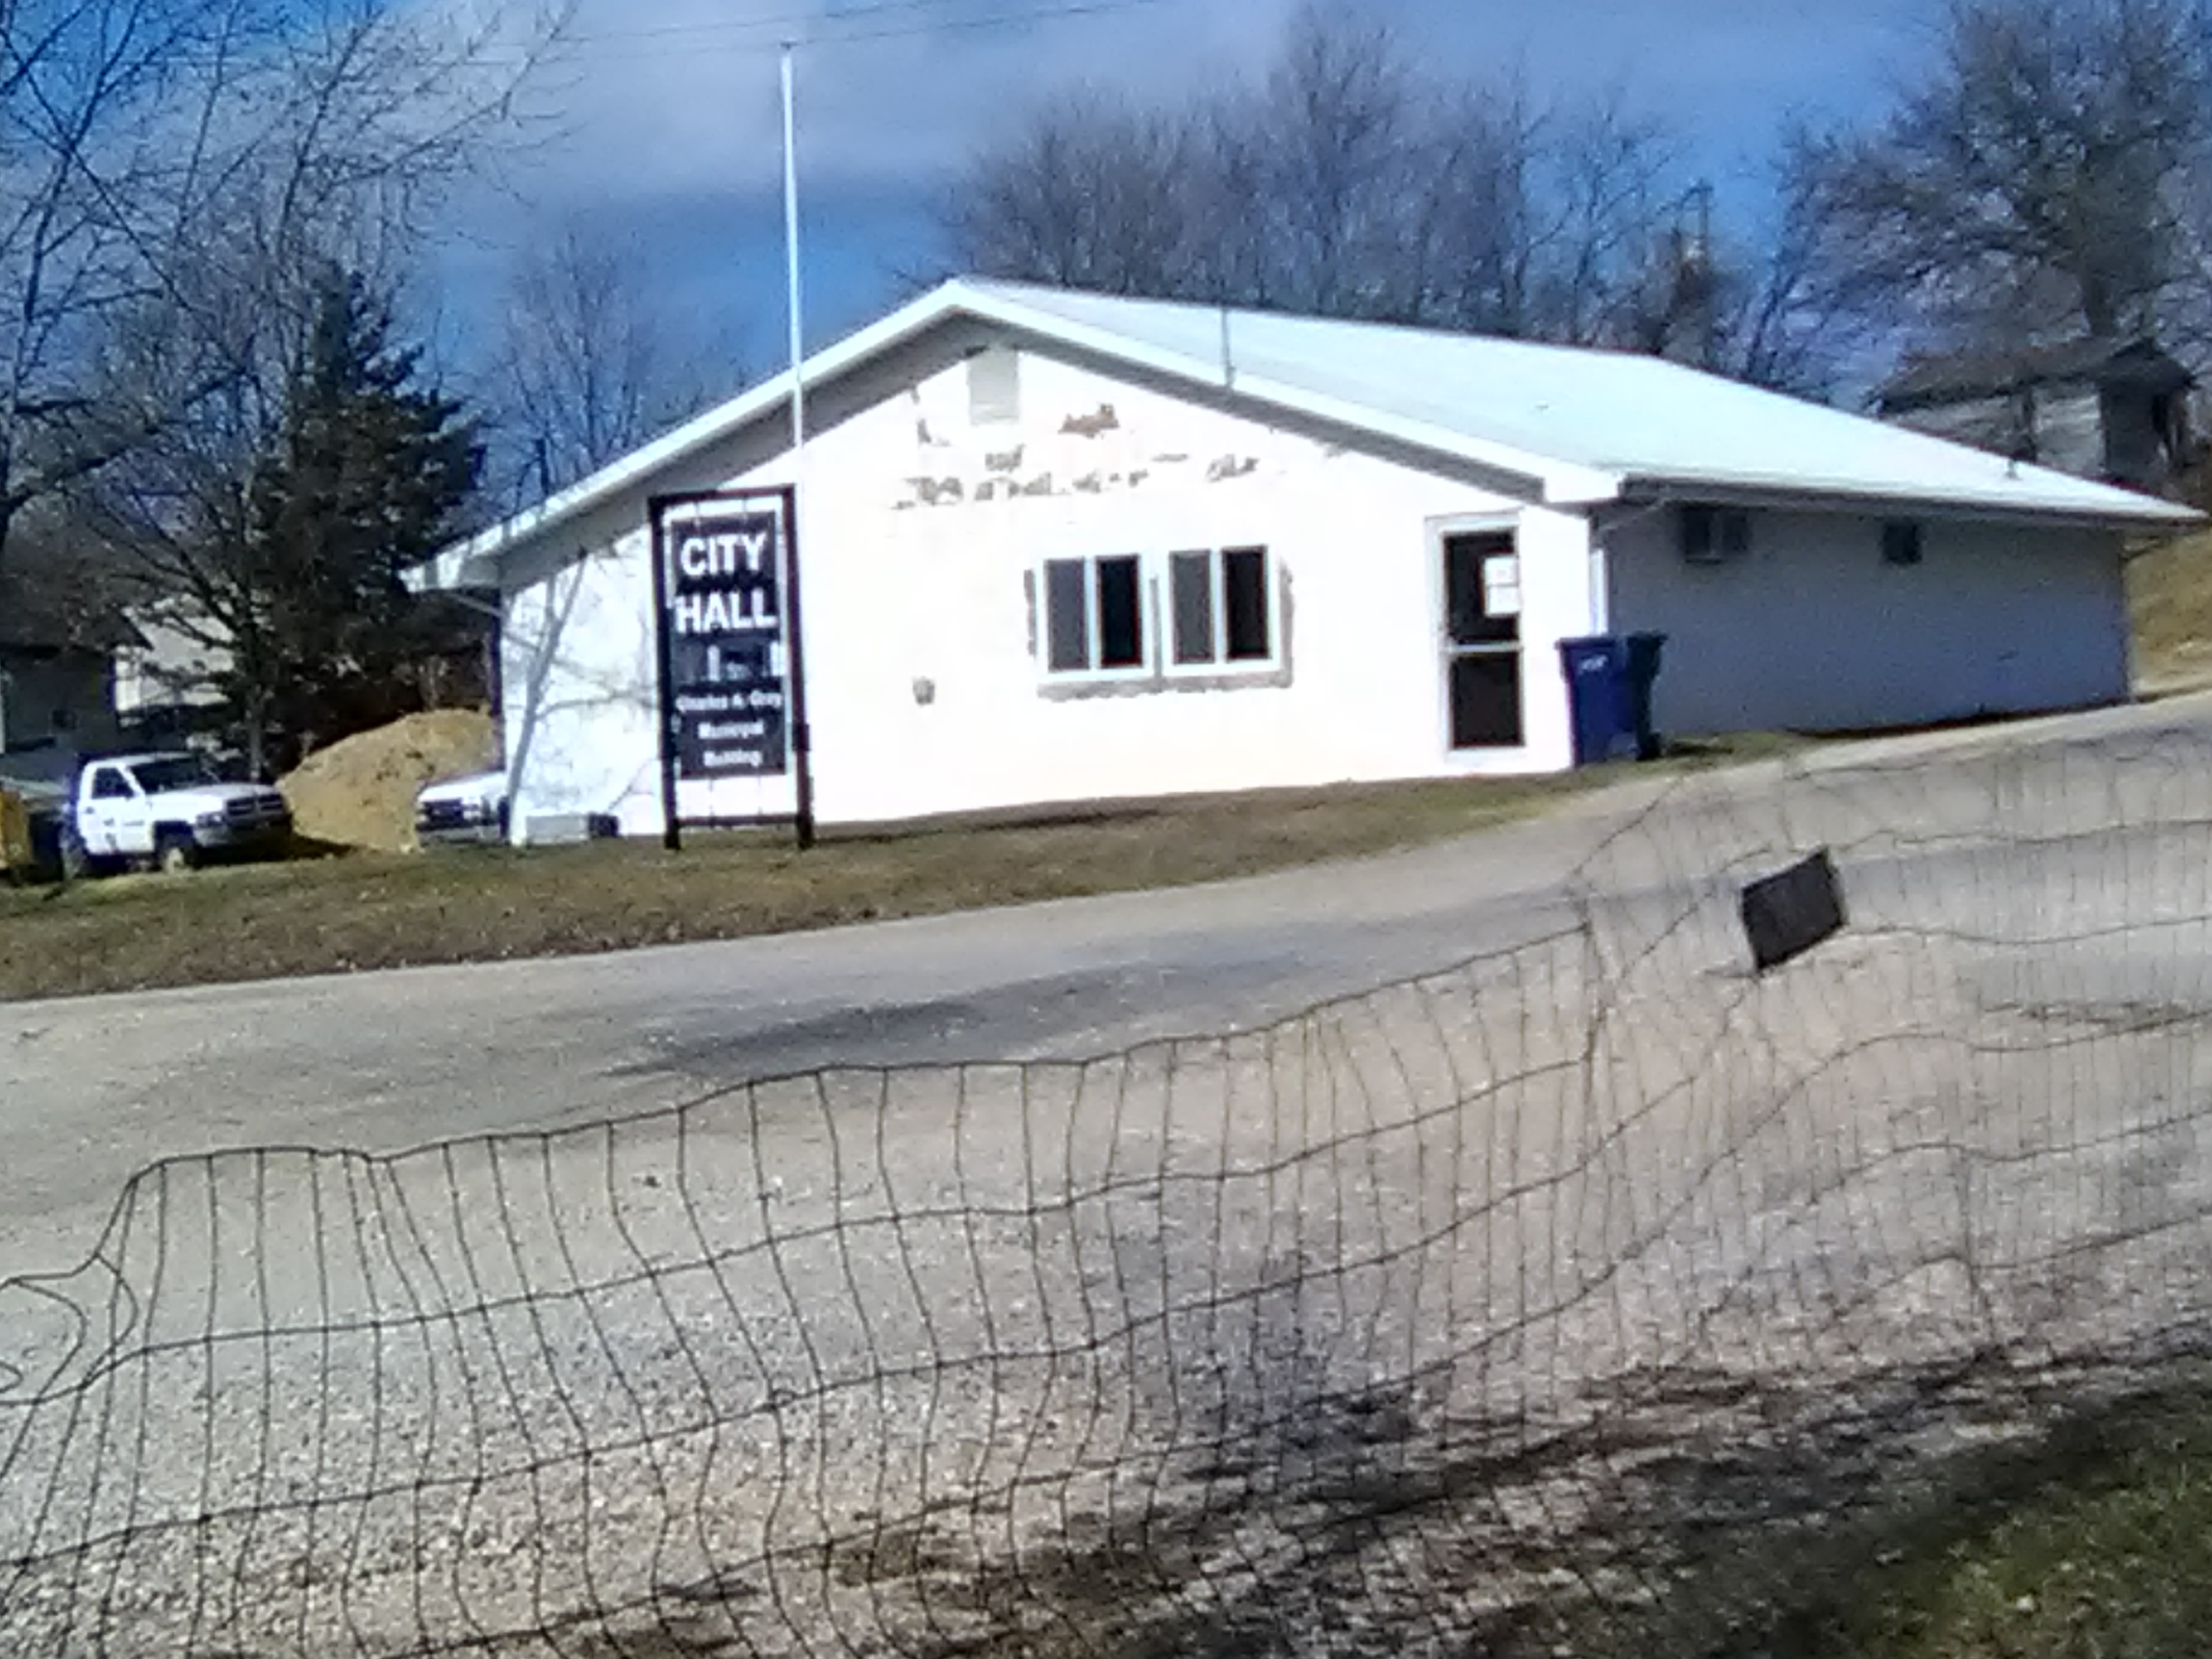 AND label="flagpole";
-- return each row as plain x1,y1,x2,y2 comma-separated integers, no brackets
780,39,816,850
782,42,805,463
